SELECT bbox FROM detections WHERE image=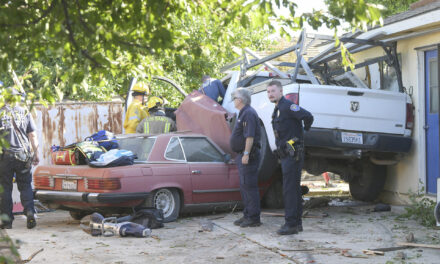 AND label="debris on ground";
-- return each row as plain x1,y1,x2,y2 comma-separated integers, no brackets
373,203,391,212
405,232,415,242
304,197,331,209
362,249,384,256
397,242,440,250
199,219,214,232
303,211,329,218
395,251,407,260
